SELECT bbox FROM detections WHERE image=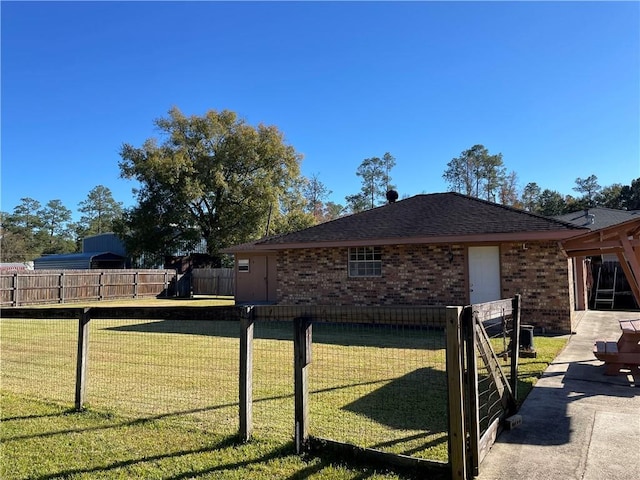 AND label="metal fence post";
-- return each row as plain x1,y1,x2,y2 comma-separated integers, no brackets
12,272,18,307
509,294,522,406
463,306,480,477
239,306,254,442
75,308,91,411
294,316,312,454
